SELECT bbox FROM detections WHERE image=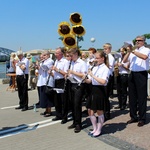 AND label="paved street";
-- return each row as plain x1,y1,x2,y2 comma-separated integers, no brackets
0,84,149,150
